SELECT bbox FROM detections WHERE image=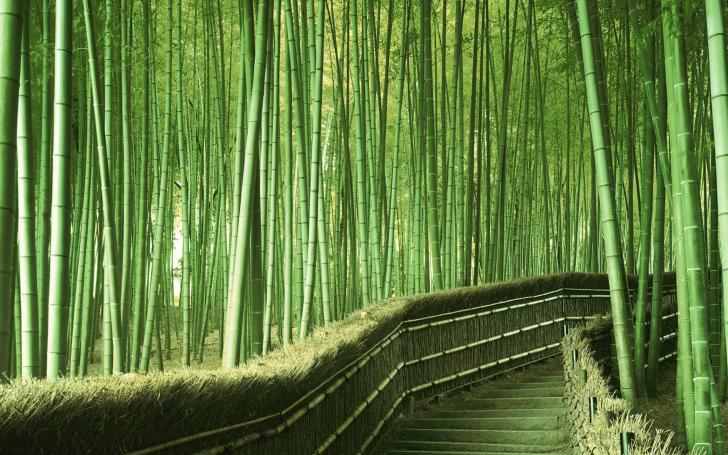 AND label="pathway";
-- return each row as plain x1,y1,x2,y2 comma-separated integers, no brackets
373,359,571,454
